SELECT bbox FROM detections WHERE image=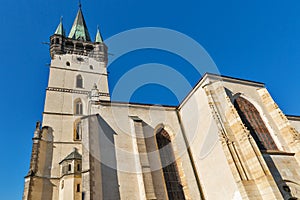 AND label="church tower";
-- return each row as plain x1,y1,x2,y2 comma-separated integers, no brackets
23,5,109,200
